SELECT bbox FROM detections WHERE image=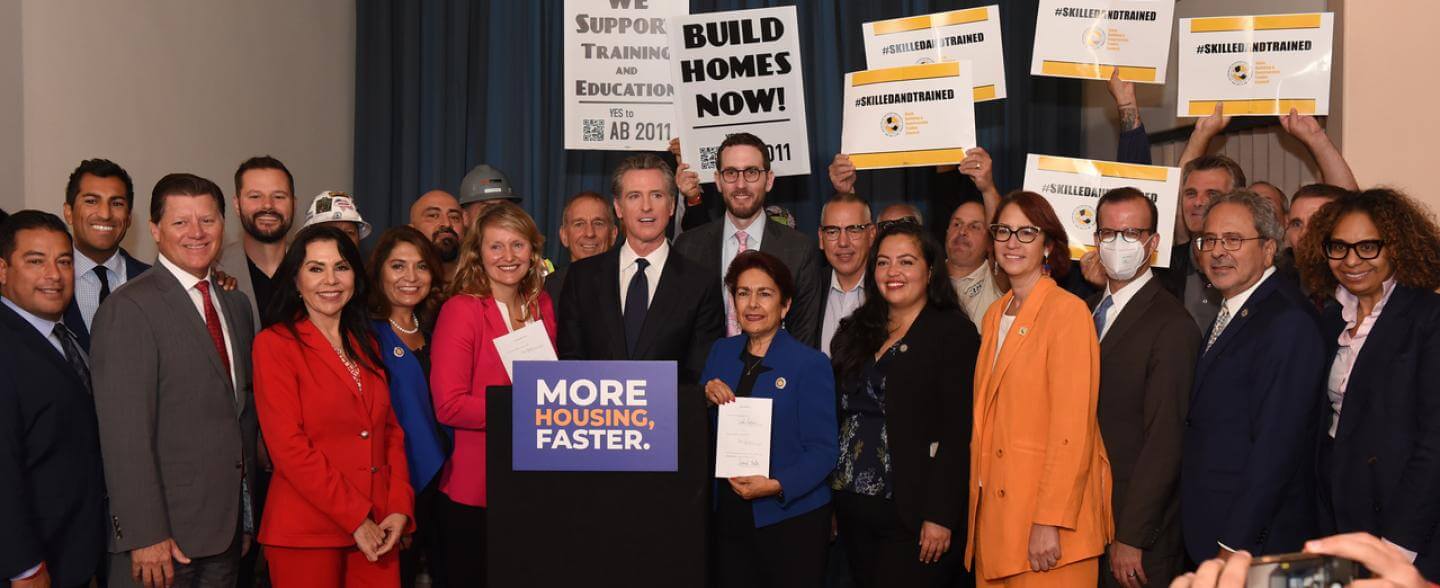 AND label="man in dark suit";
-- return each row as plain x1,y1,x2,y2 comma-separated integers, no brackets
0,211,107,588
545,190,616,304
1155,155,1247,333
672,132,821,347
60,158,151,350
1086,189,1200,587
558,153,723,385
92,174,258,588
1181,190,1324,564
